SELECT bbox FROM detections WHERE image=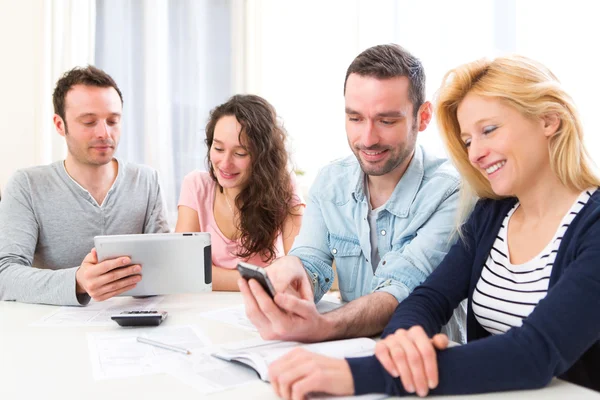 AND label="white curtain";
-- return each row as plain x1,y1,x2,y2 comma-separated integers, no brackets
39,0,96,164
93,0,600,211
0,0,94,190
95,0,233,225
